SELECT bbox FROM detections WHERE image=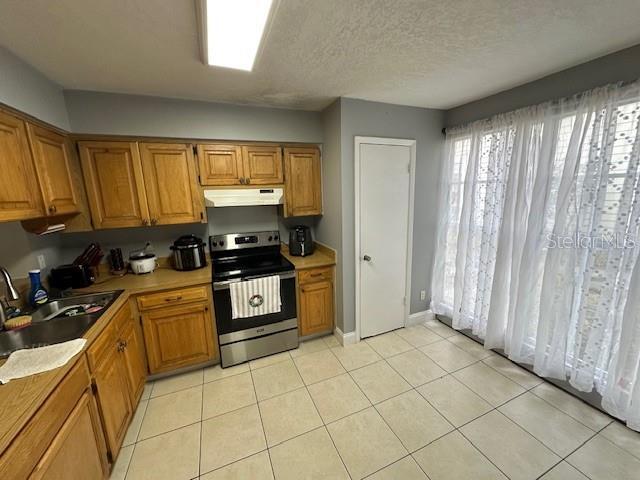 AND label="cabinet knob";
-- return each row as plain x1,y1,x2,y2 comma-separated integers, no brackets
142,219,149,226
239,178,245,184
151,218,158,225
48,205,57,214
245,178,251,184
